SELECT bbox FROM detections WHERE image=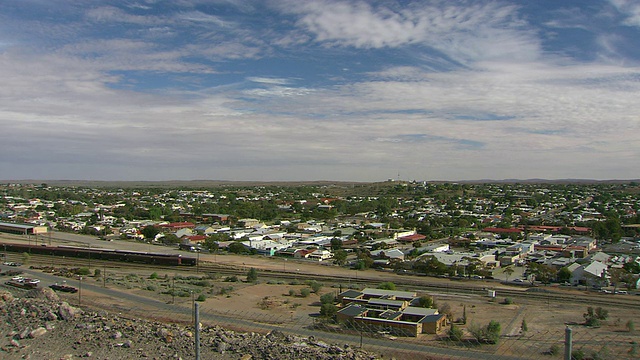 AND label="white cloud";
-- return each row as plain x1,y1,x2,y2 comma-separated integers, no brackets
609,0,640,27
280,0,541,65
